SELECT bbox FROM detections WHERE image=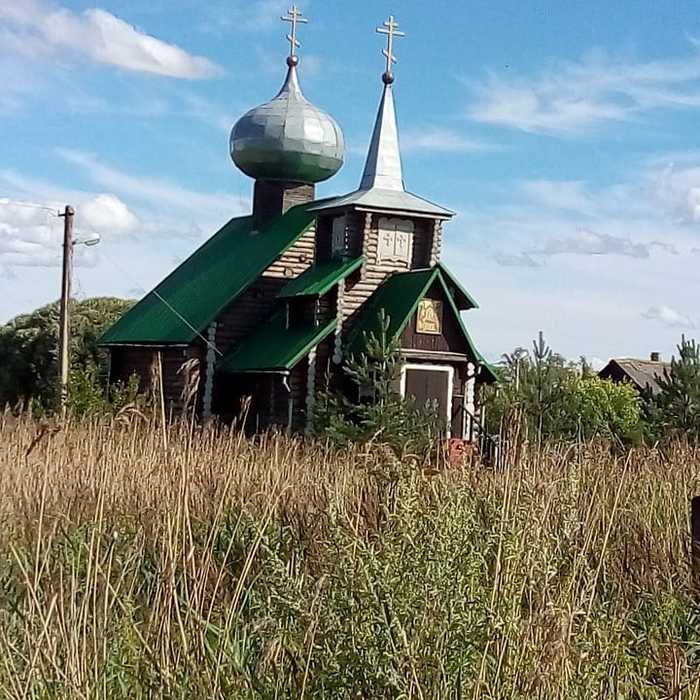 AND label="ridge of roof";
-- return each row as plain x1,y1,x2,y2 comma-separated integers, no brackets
612,358,671,367
600,358,671,396
101,203,317,346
